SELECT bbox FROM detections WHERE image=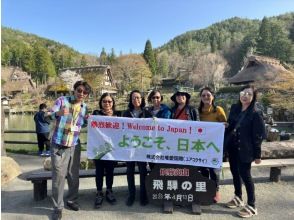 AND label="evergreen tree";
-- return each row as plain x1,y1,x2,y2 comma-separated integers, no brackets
1,46,12,66
210,34,217,53
143,40,157,75
108,48,116,64
22,46,35,73
33,43,56,83
157,52,169,77
257,18,294,62
256,17,272,55
289,22,294,42
100,47,108,65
